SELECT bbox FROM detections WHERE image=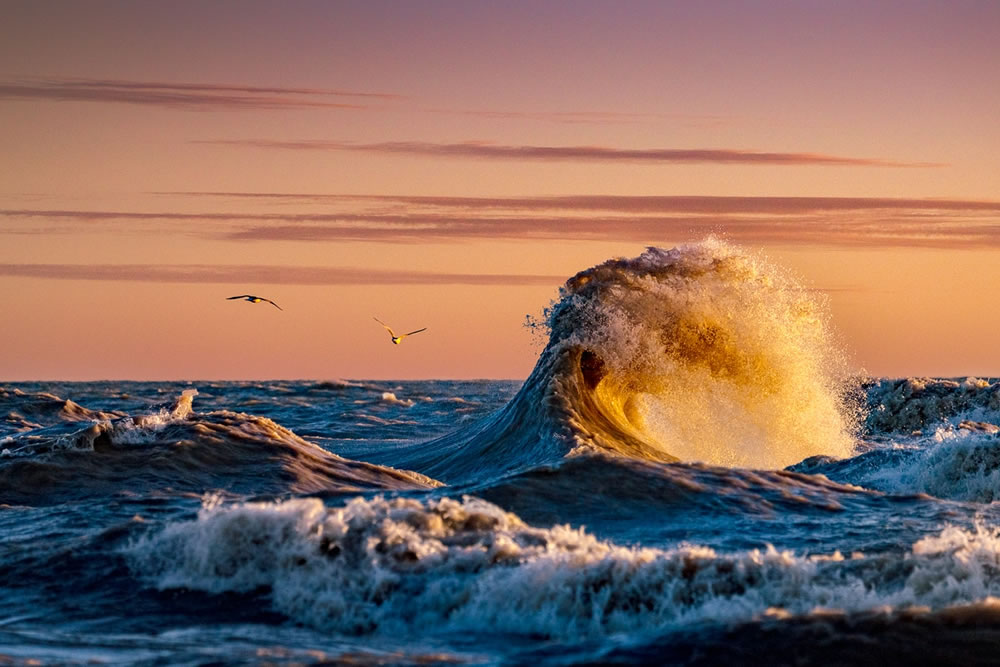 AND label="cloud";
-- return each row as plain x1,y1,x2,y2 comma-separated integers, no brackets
0,78,394,111
5,195,1000,249
419,108,729,126
162,192,1000,214
0,262,862,294
0,264,561,286
43,78,402,99
197,139,943,167
0,77,715,125
221,218,1000,249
